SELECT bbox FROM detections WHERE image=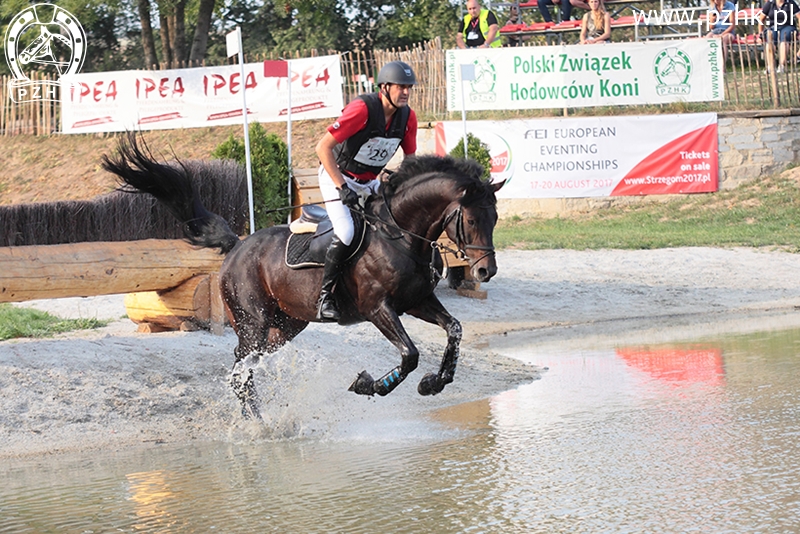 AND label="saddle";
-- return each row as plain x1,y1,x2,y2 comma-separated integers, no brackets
285,205,365,269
